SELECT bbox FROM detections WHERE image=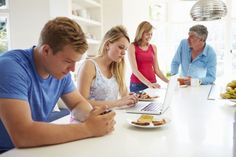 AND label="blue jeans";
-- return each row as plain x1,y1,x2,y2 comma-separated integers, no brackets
130,82,148,93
